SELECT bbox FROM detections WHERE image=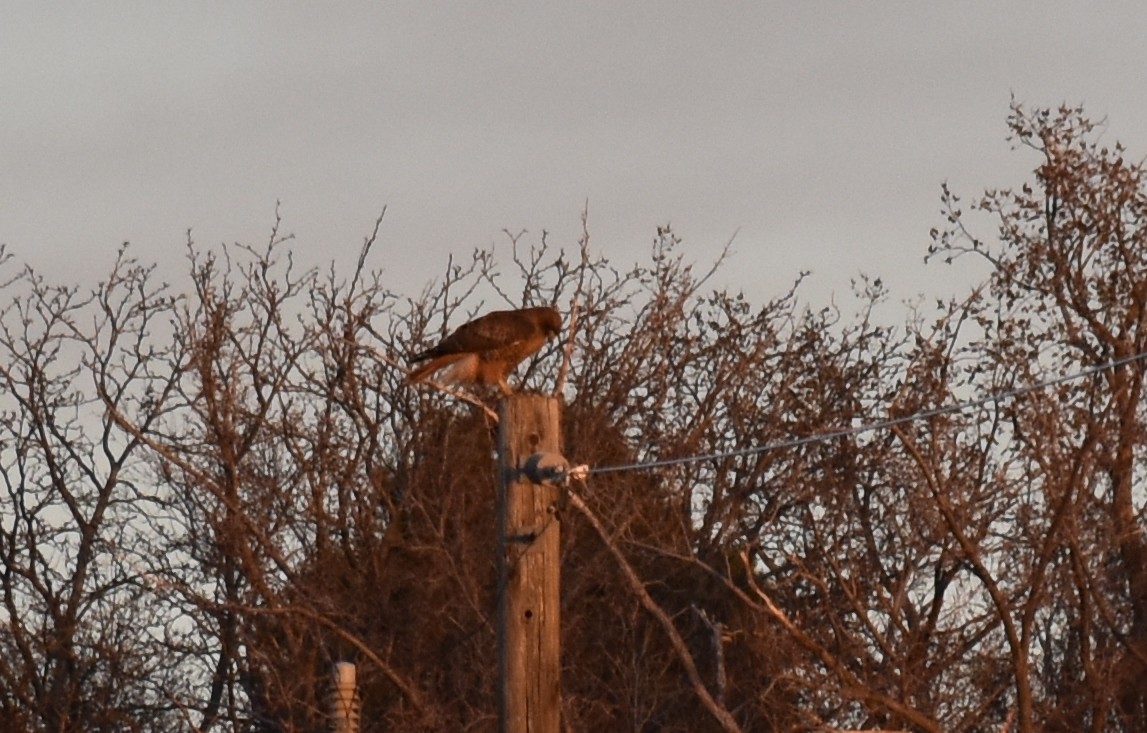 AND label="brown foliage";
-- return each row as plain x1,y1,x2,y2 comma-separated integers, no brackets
2,104,1147,733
